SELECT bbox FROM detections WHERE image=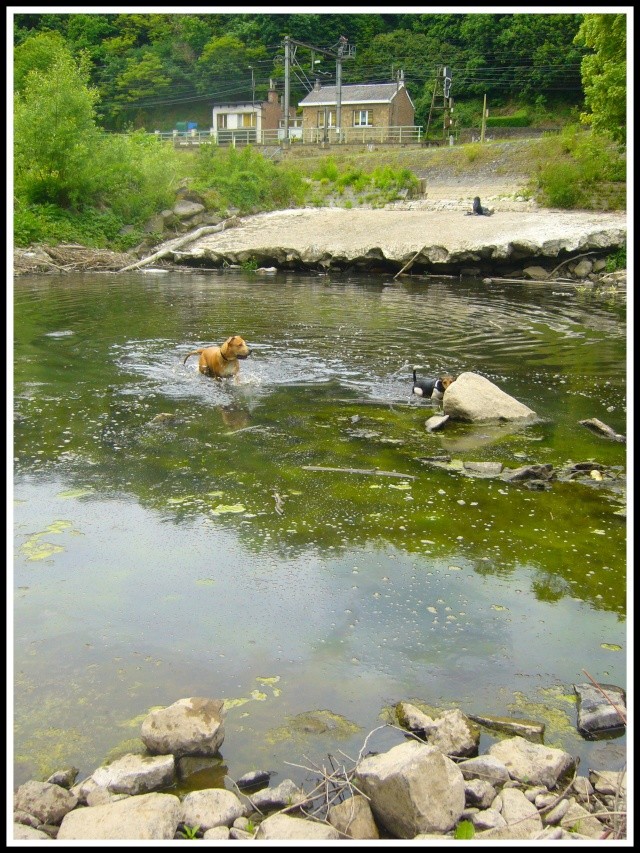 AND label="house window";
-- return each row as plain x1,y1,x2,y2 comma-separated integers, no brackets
240,113,256,128
217,114,228,129
353,110,372,127
317,110,335,128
